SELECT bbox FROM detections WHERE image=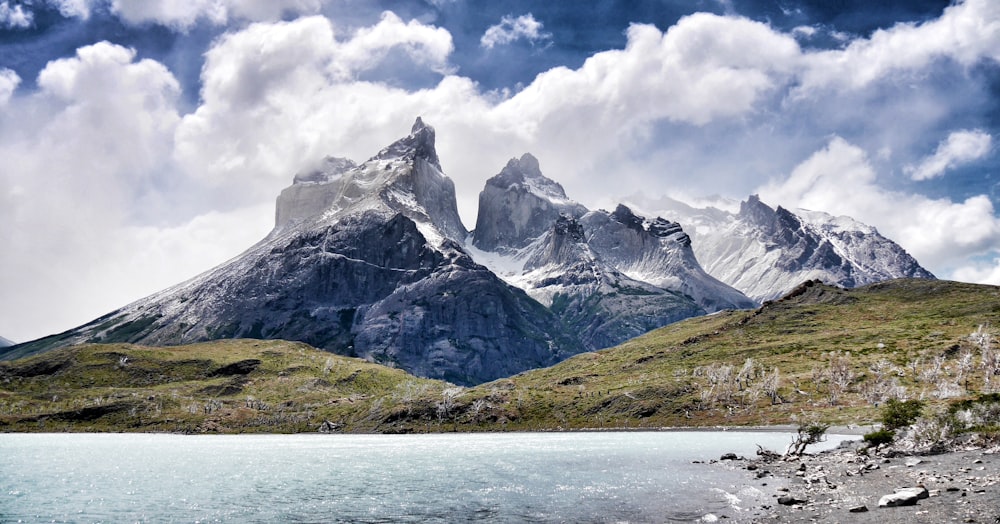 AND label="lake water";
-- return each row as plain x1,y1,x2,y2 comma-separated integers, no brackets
0,431,852,523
